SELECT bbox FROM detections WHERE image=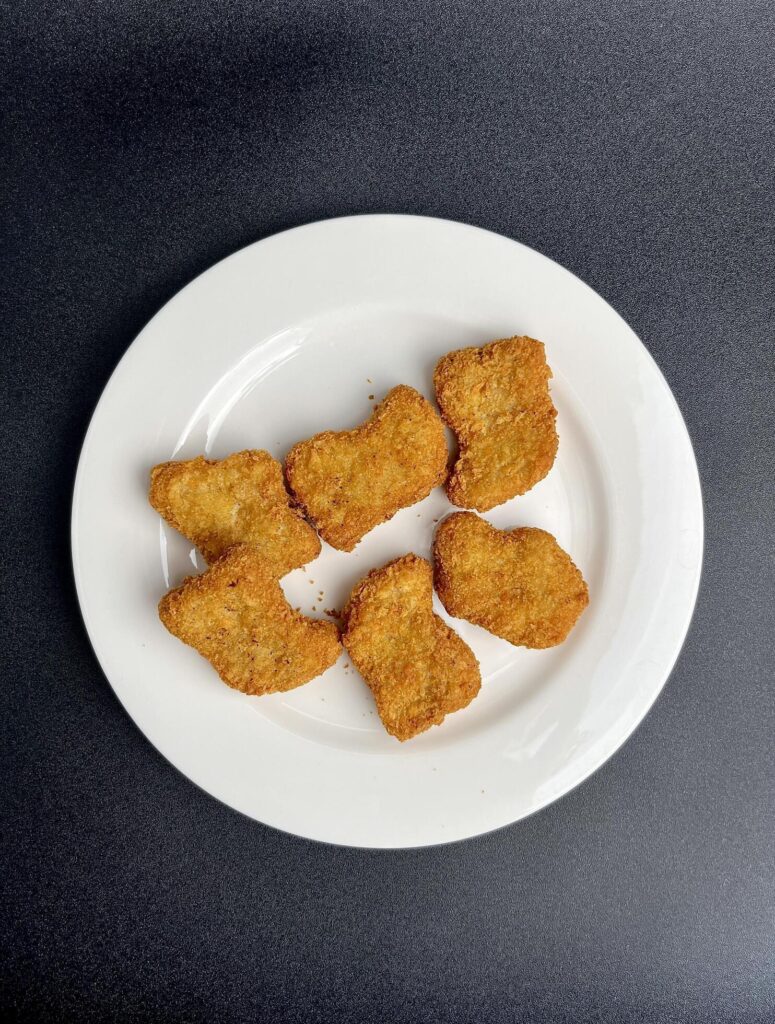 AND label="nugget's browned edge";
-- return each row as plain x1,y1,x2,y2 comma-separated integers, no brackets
148,449,321,570
285,386,448,551
342,554,481,741
339,556,396,627
158,544,341,695
434,337,558,512
433,512,589,649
